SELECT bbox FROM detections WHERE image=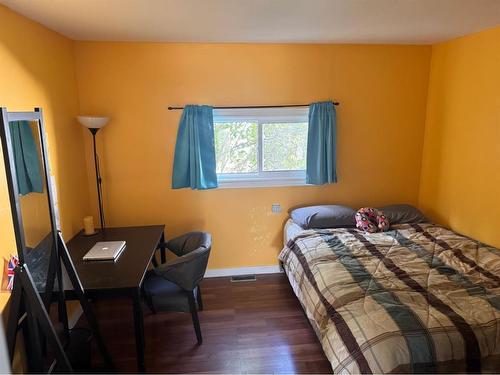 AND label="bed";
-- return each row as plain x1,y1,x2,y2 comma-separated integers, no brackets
279,219,500,373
